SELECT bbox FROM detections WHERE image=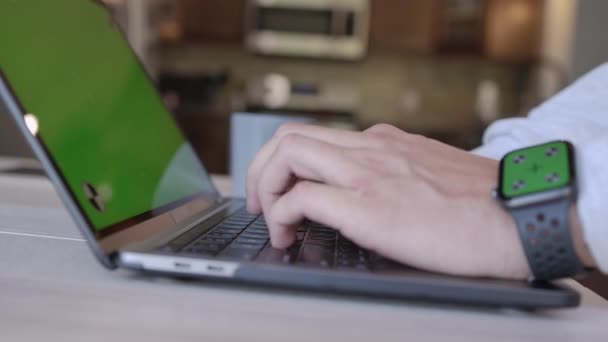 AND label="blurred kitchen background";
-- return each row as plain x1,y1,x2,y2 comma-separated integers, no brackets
1,0,608,298
2,0,608,175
